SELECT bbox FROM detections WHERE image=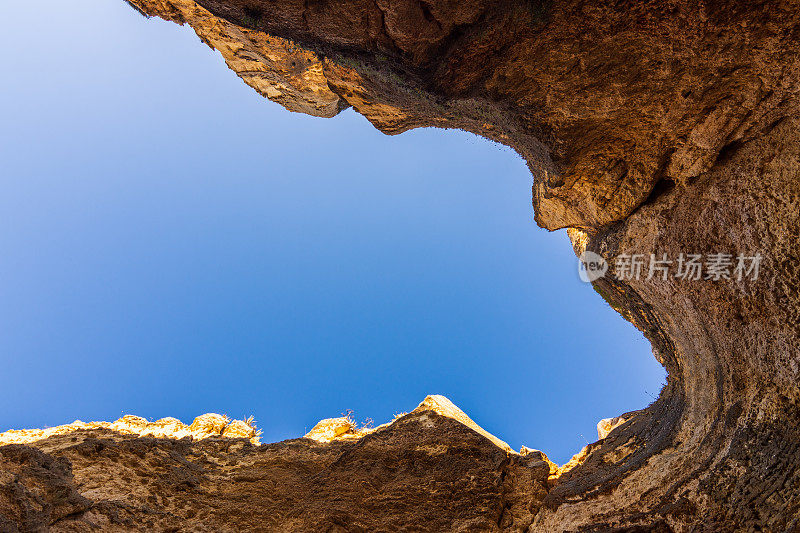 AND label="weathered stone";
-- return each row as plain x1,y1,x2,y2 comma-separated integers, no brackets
127,0,347,117
2,0,800,530
0,398,546,532
303,416,357,442
188,413,229,437
222,419,259,439
597,415,627,440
